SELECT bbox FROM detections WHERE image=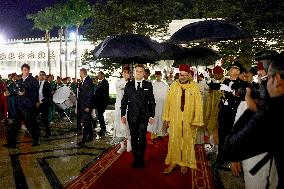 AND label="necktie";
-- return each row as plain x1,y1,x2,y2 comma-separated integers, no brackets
39,81,42,86
137,82,141,90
